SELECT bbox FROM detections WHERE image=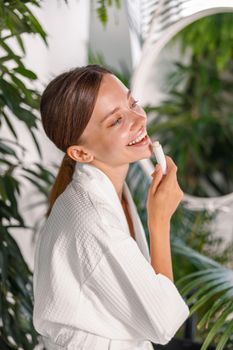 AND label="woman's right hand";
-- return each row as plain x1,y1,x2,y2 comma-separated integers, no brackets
146,155,184,226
